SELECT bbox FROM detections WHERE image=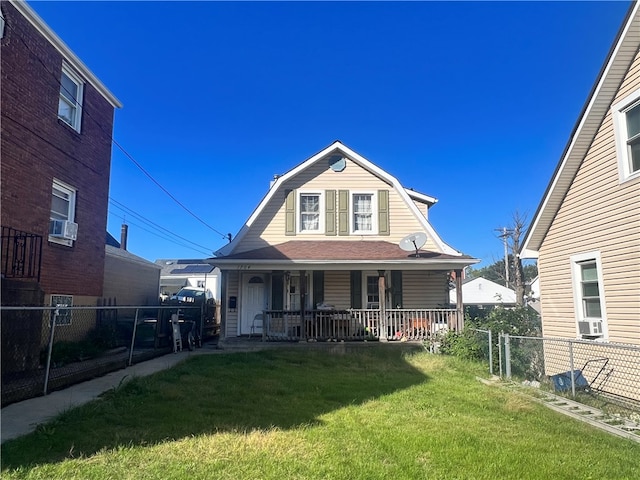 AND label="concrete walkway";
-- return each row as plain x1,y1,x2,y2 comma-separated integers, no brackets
1,345,225,444
1,339,416,444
